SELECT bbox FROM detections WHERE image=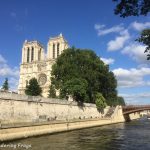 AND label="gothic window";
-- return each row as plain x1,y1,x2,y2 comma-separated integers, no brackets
27,47,30,63
38,49,41,61
57,43,60,57
31,47,34,62
53,43,55,59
